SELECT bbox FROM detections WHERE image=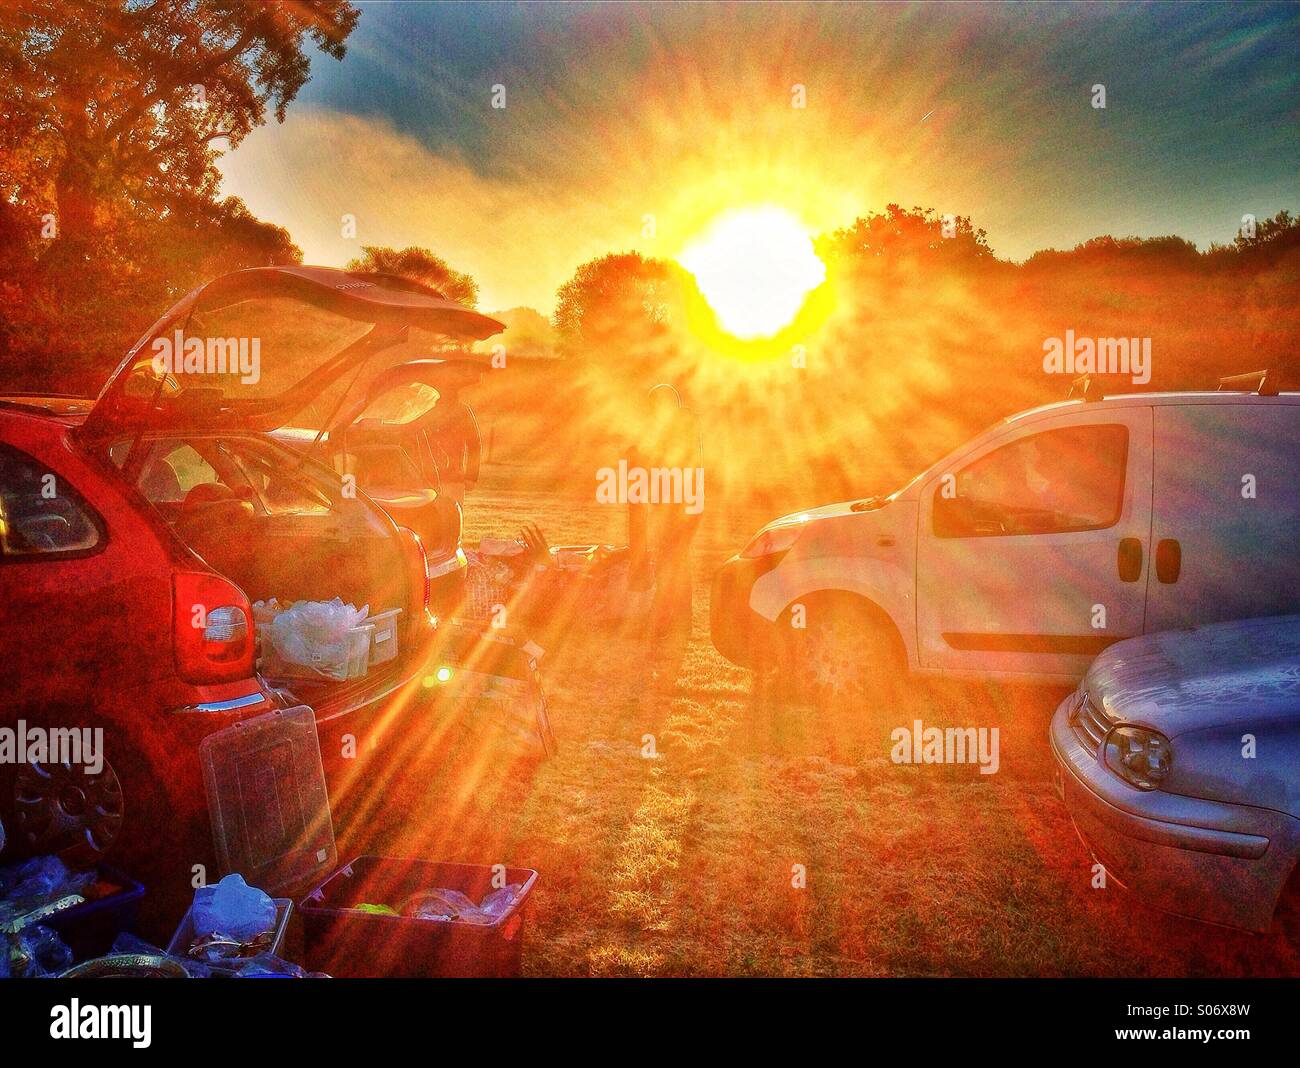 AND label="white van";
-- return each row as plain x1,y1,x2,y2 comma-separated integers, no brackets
711,382,1300,692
